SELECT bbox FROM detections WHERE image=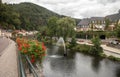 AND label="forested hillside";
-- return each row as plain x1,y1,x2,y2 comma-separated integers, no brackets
0,2,80,30
10,2,60,30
